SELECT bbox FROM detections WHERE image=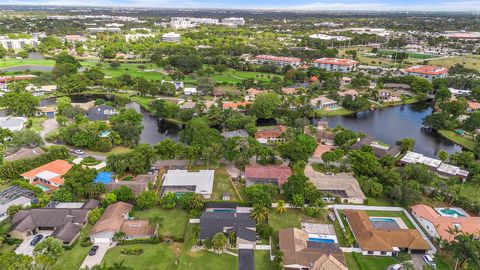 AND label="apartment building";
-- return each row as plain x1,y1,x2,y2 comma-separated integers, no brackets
255,55,301,68
314,58,359,73
405,65,448,81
